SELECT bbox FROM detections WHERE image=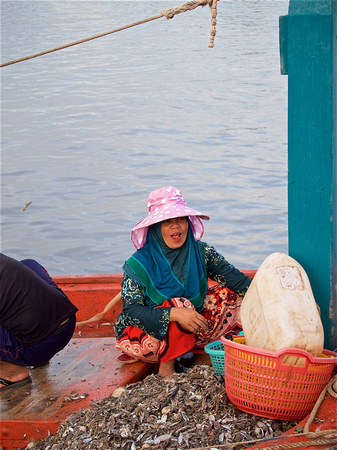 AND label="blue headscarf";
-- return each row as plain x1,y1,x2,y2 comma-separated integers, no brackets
123,223,208,311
